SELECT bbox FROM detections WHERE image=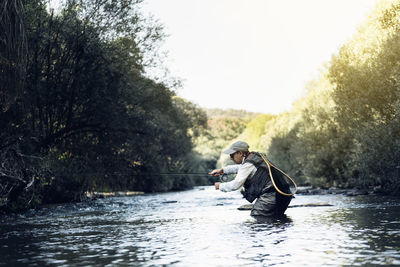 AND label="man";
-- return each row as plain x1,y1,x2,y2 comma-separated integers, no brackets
209,140,292,217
